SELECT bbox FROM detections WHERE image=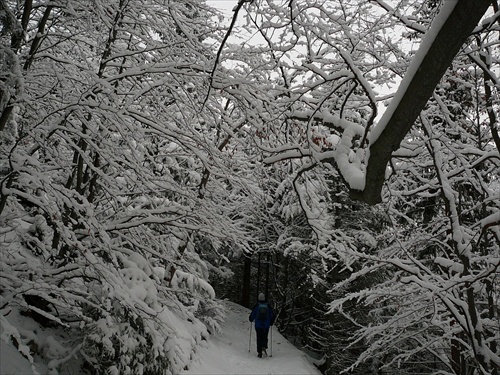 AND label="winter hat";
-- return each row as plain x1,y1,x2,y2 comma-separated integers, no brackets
258,293,265,302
